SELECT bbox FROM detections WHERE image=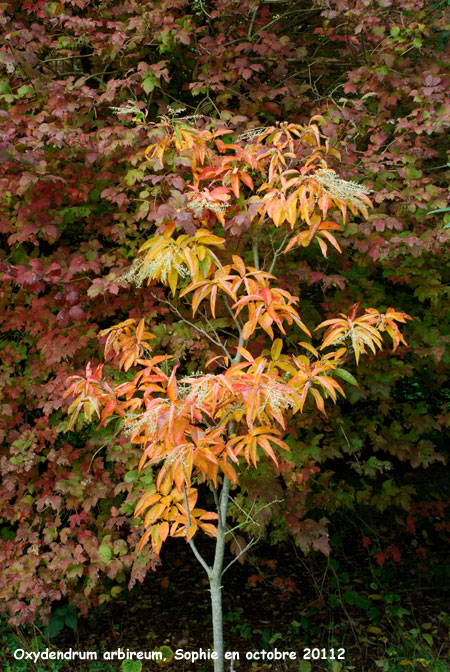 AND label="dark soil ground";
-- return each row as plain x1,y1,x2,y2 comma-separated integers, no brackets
49,534,450,672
